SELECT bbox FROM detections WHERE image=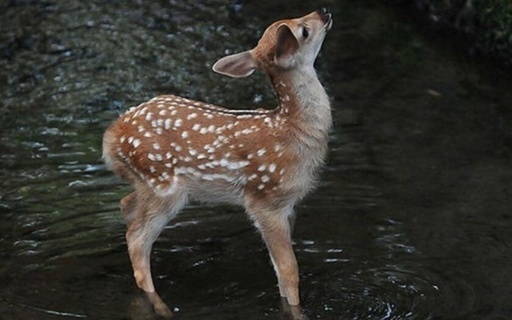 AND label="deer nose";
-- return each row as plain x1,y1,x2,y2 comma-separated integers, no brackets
317,7,328,15
316,7,332,24
316,8,332,24
316,8,332,30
